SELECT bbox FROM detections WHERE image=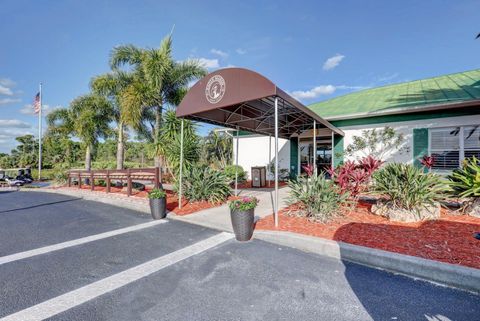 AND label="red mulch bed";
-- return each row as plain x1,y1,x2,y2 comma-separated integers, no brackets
72,185,229,216
256,203,480,269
